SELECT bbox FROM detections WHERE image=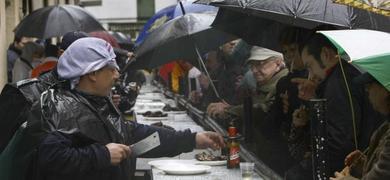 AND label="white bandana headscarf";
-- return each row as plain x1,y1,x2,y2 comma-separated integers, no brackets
57,37,119,89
